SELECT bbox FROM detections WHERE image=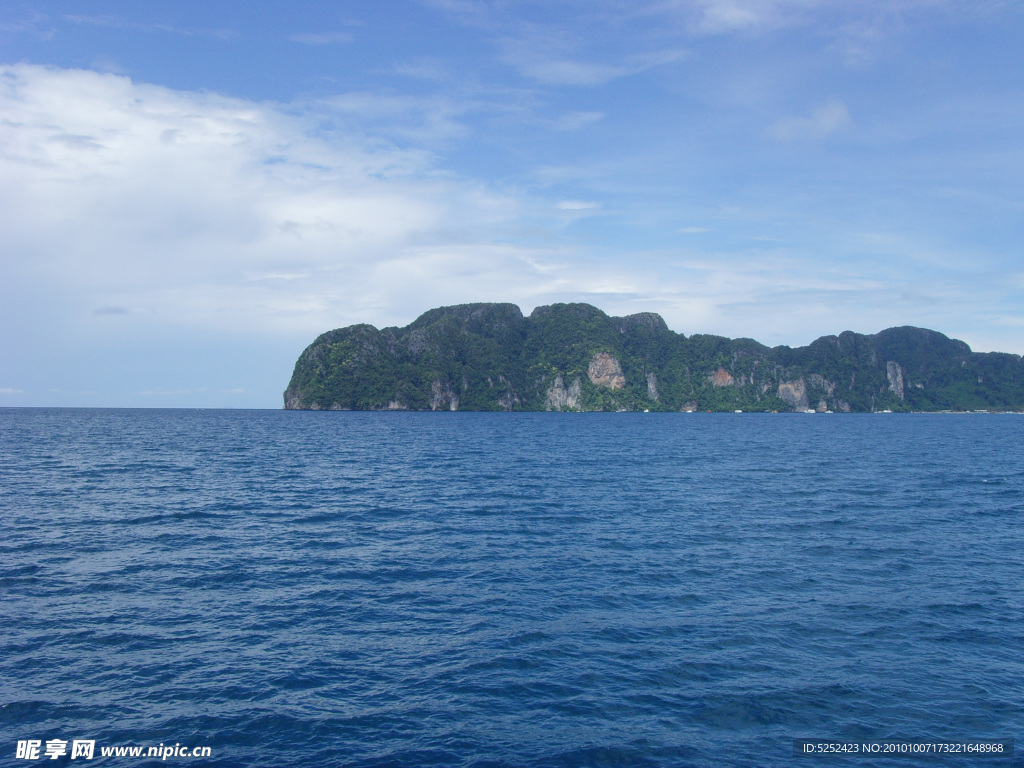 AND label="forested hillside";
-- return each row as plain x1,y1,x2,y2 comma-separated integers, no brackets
284,303,1024,412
